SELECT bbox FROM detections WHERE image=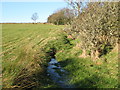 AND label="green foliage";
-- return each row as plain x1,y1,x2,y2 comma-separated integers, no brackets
47,8,75,25
99,44,113,56
86,50,91,55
